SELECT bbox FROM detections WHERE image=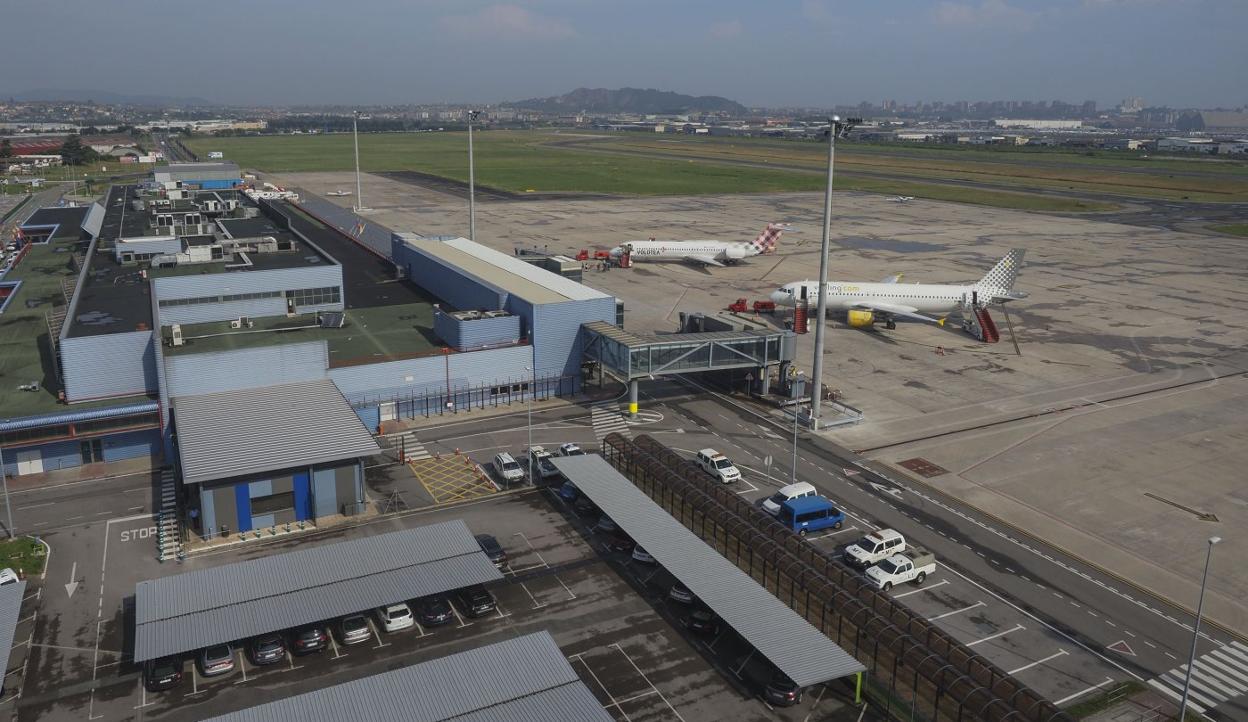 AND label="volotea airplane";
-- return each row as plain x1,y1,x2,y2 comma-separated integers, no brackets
609,223,791,267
